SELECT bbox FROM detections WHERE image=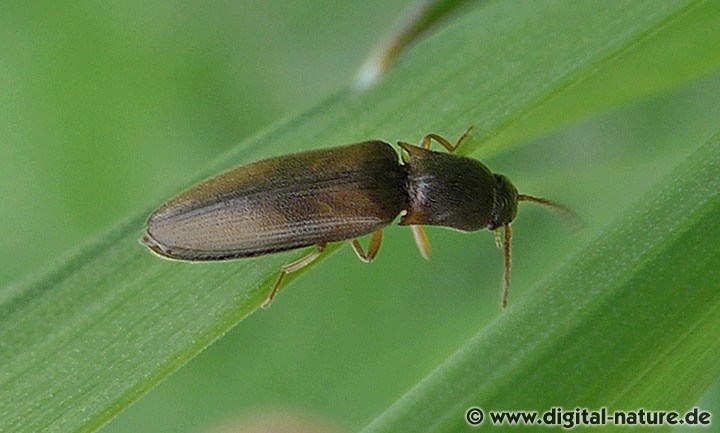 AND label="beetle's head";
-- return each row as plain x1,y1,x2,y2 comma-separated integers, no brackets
487,174,518,230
